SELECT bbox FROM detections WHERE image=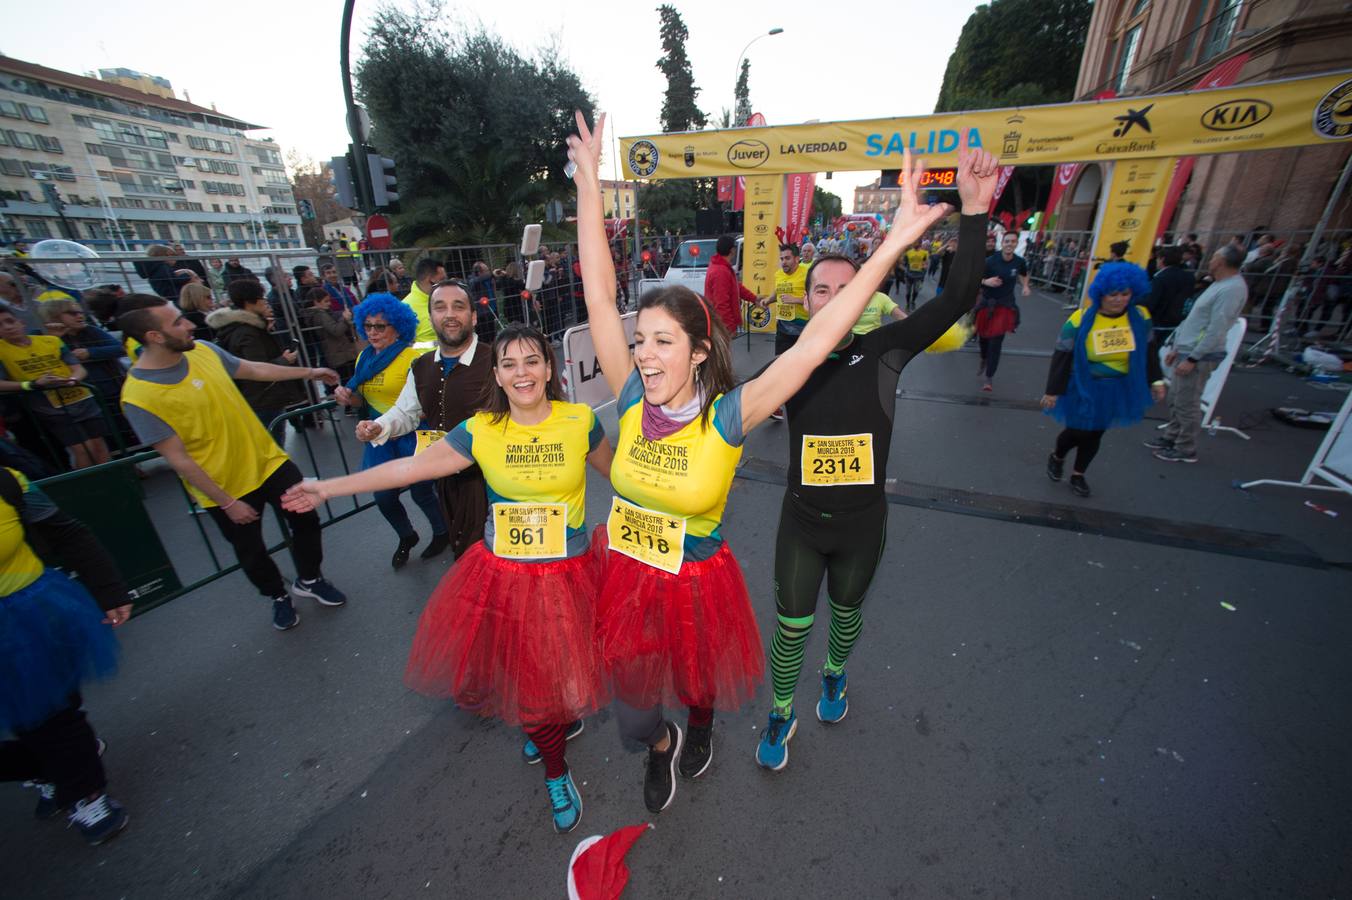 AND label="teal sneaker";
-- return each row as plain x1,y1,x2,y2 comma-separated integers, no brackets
755,710,797,771
522,720,585,765
817,670,848,723
544,770,582,834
